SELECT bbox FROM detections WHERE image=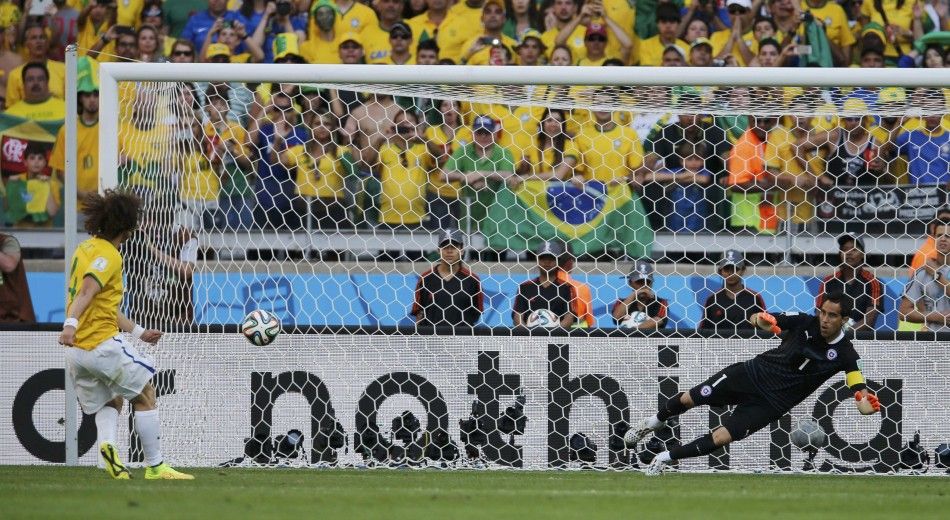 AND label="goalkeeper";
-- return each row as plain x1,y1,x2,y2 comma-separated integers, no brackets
626,292,880,476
